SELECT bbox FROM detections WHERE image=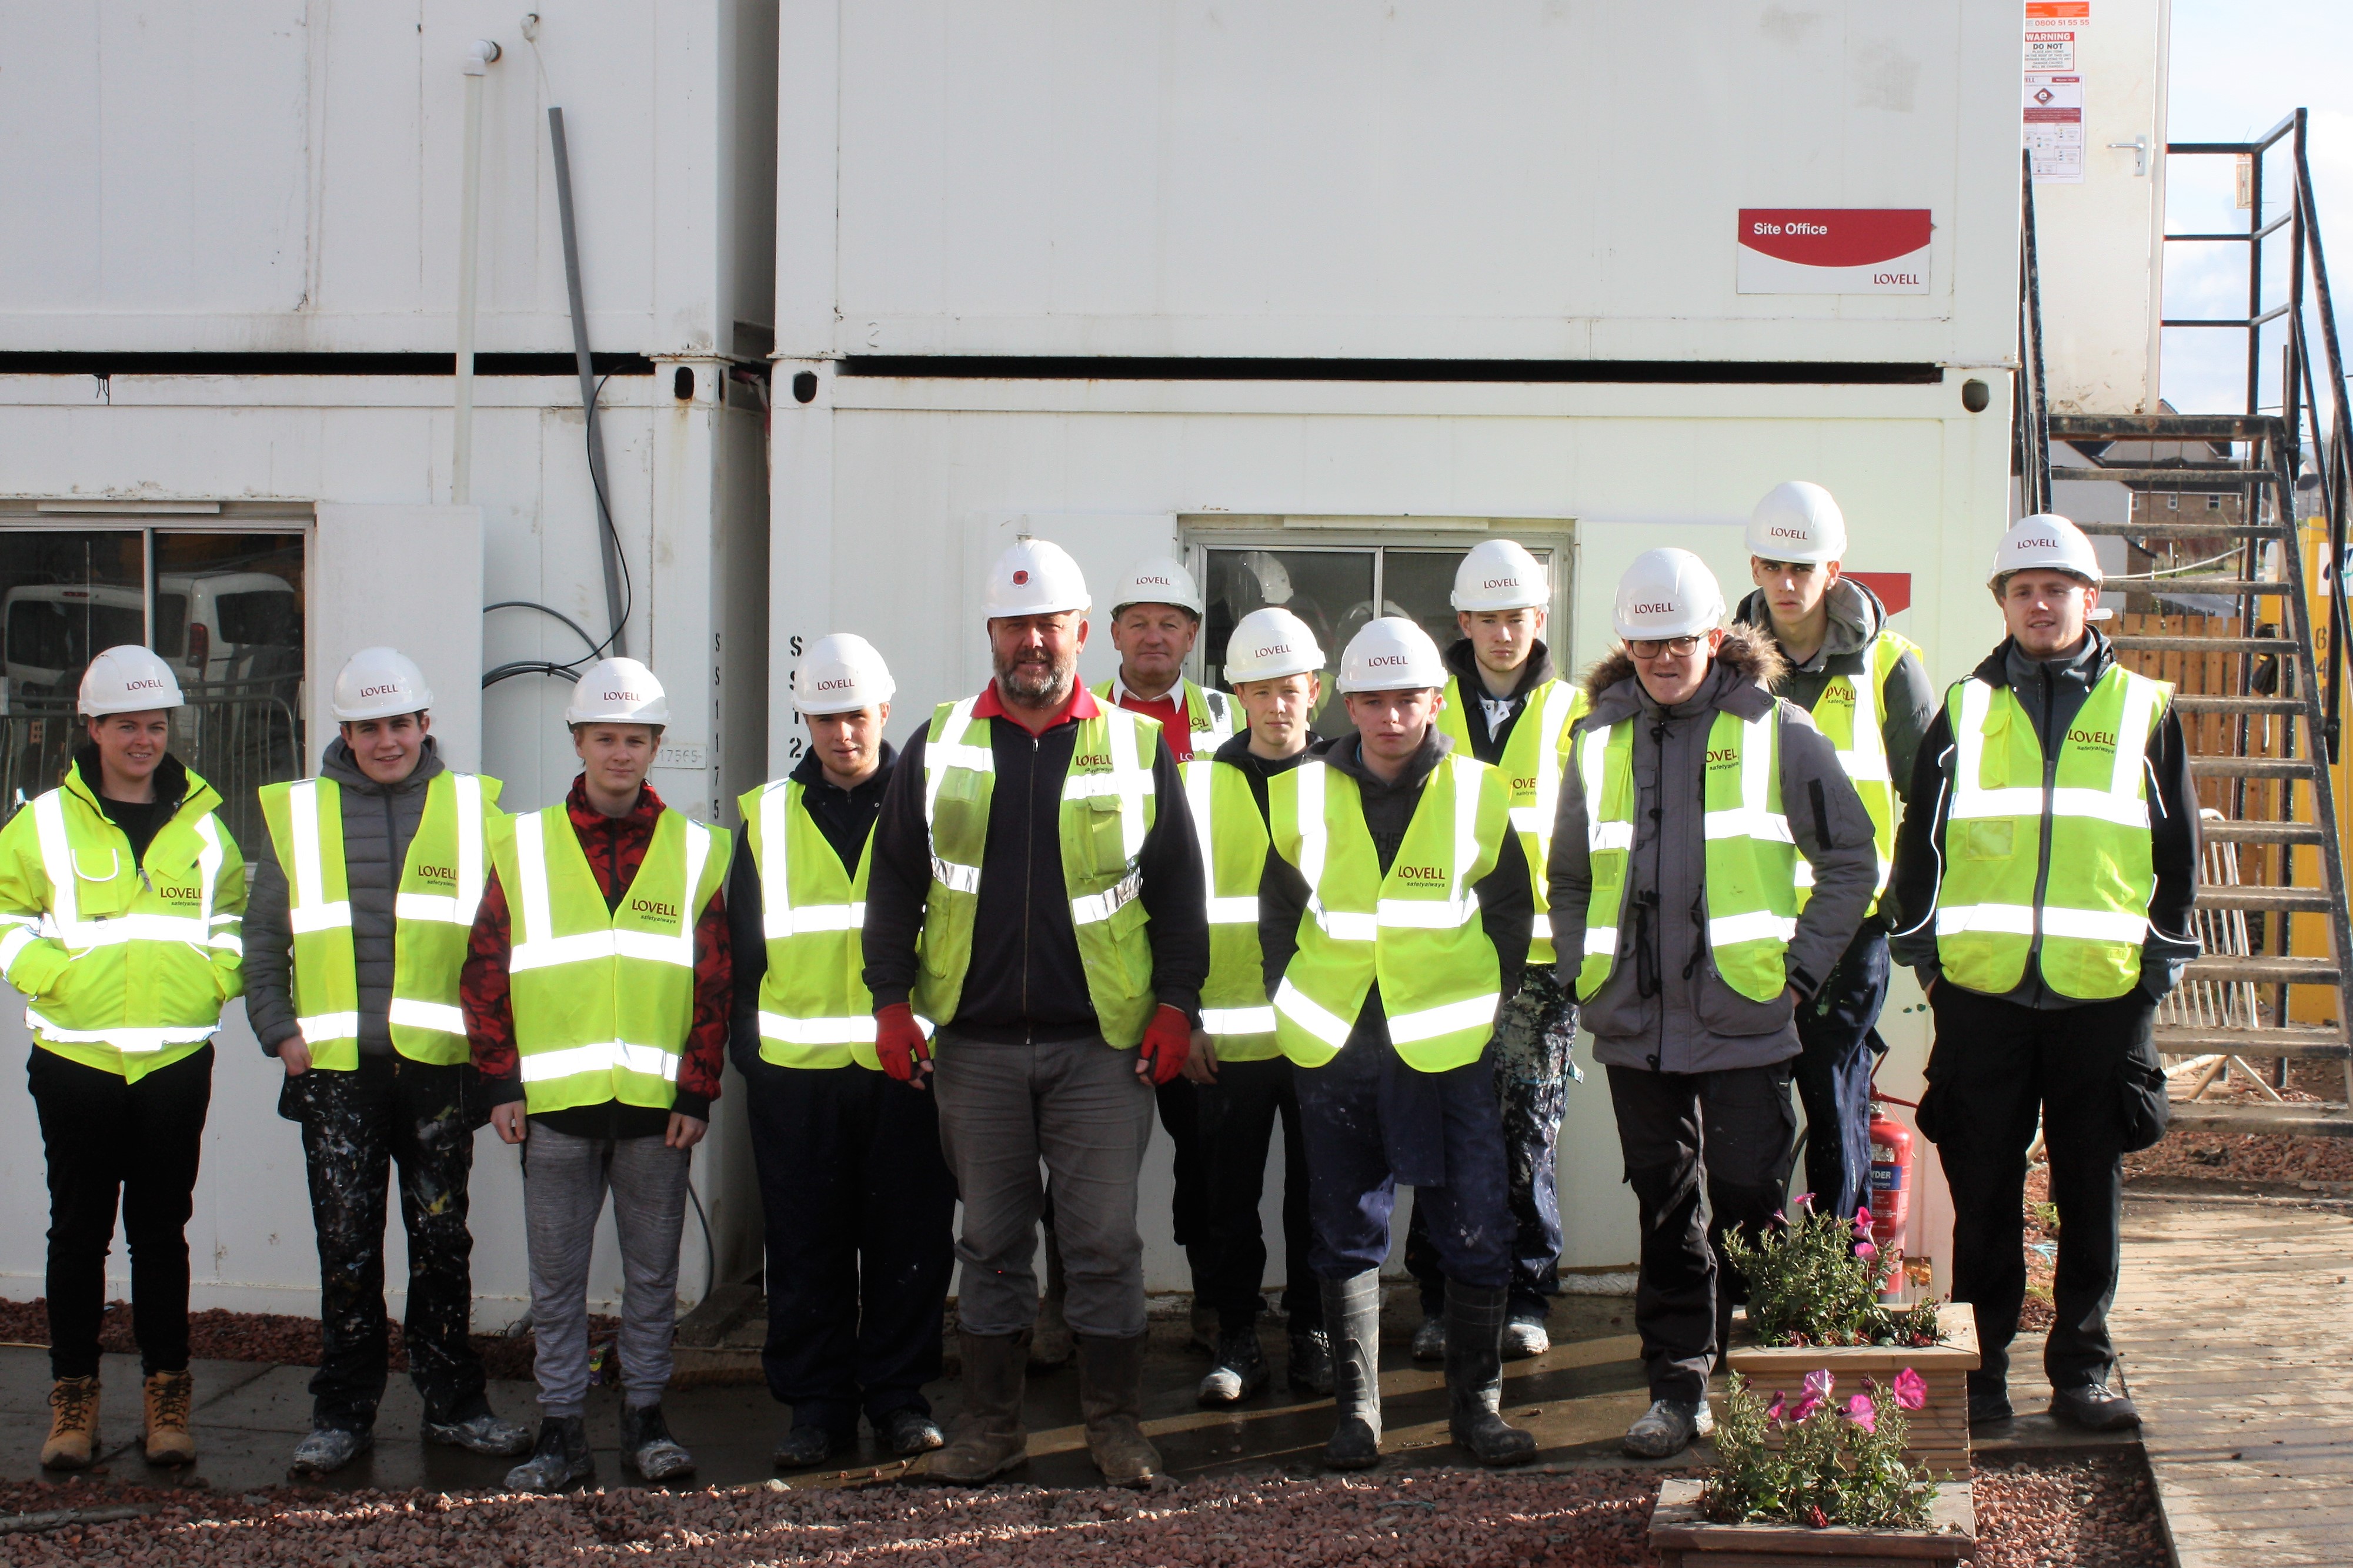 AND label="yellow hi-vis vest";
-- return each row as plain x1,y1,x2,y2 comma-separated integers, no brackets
1575,709,1797,1005
913,698,1162,1048
1438,673,1589,966
740,776,930,1069
490,803,729,1114
258,771,503,1071
1931,665,2171,1000
1093,676,1239,751
1180,755,1278,1058
0,763,244,1081
1267,752,1512,1071
1791,630,1918,915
